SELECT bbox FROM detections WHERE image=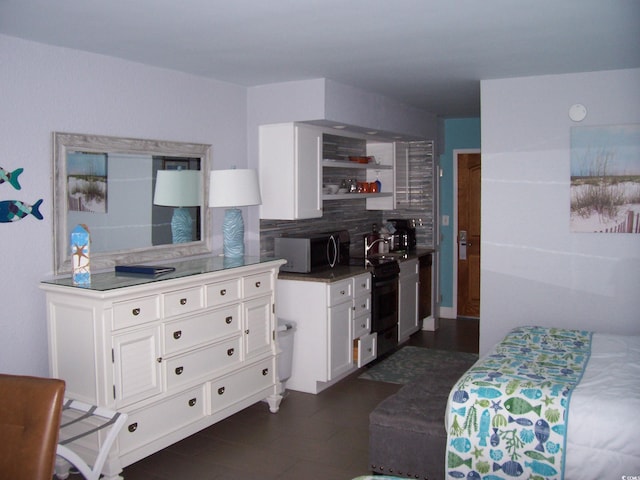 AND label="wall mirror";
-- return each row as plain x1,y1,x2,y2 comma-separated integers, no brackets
52,132,211,275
